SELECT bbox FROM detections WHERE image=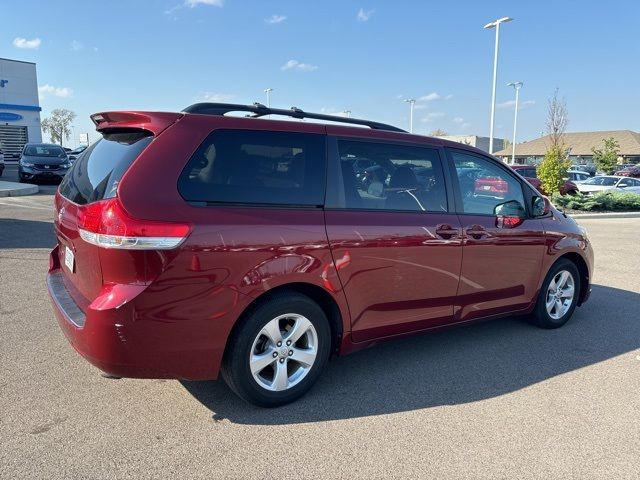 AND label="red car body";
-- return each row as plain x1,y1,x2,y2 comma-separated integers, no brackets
510,165,579,195
615,165,640,178
47,109,594,381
